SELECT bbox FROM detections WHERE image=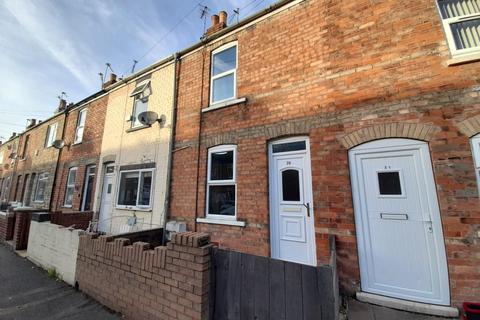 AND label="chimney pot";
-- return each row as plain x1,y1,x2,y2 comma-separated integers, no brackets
109,73,117,83
211,14,219,26
219,11,227,24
